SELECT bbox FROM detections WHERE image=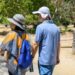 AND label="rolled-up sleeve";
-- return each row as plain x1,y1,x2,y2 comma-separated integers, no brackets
35,26,43,44
56,29,60,49
57,30,60,42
